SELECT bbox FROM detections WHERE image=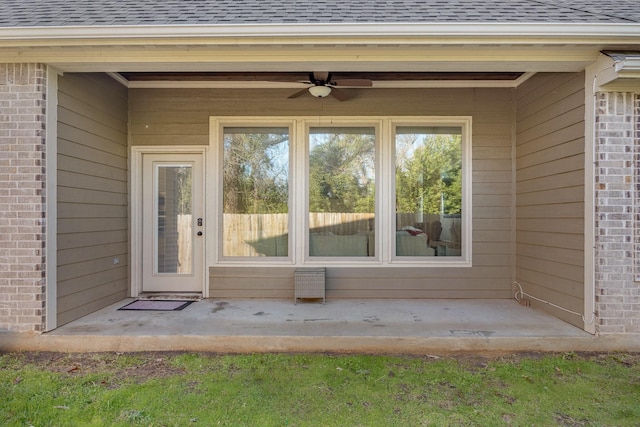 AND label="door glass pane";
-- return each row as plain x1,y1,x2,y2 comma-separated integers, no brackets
223,127,290,257
395,126,462,257
157,165,192,274
308,127,376,257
